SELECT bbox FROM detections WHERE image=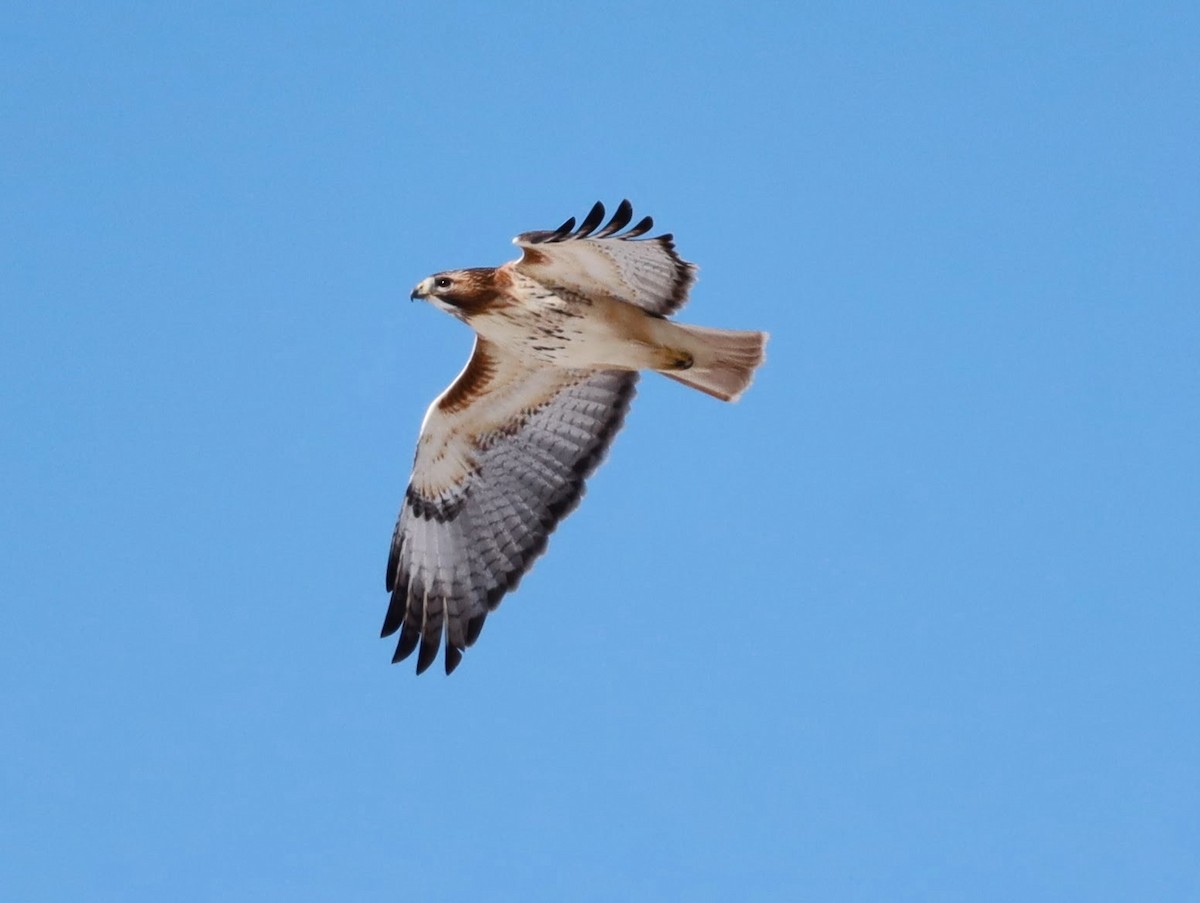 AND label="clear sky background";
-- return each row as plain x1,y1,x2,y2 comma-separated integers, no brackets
3,3,1197,901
